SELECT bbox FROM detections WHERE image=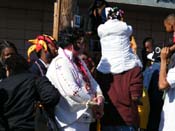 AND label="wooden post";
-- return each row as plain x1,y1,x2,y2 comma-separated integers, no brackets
53,0,61,40
53,0,78,40
59,0,78,30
